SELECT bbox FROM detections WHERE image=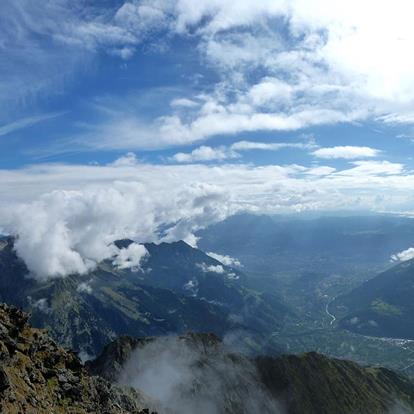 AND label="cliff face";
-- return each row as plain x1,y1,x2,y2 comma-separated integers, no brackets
0,303,154,414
